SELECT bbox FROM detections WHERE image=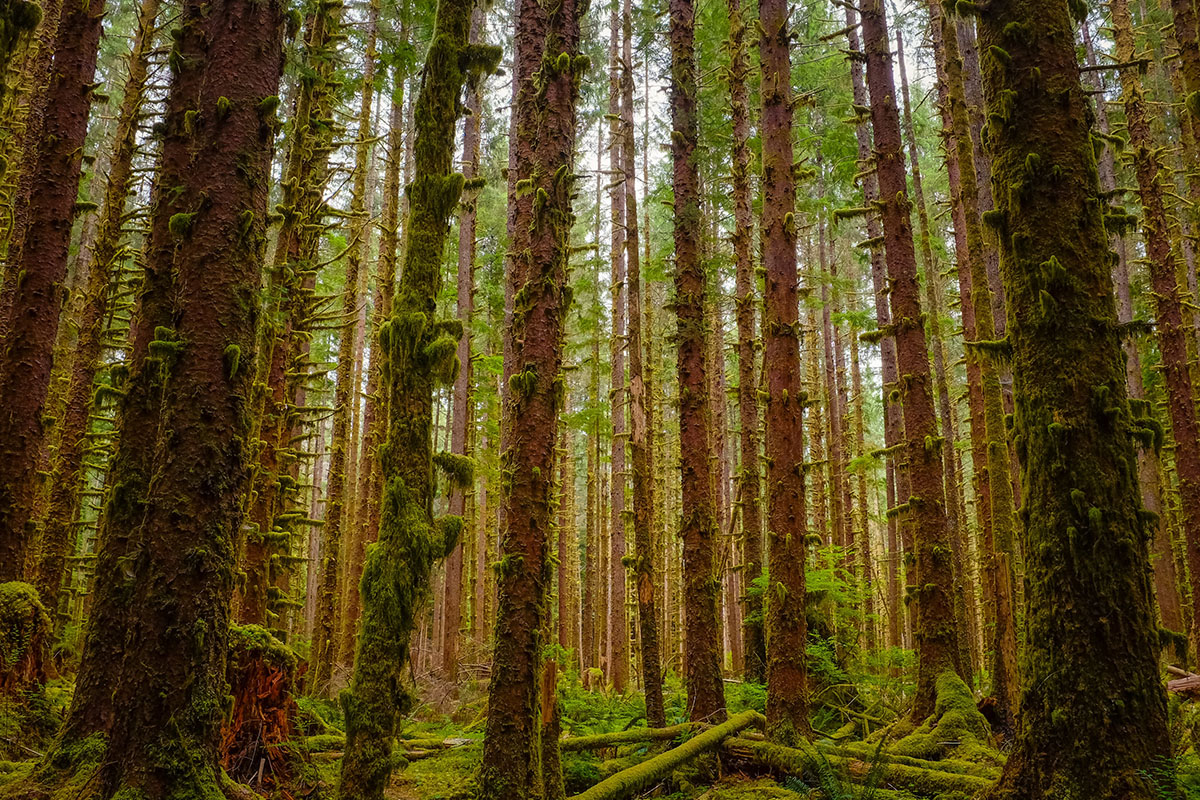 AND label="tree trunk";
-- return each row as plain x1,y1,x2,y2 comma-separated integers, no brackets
670,0,725,724
759,0,808,744
23,0,285,790
977,0,1174,795
336,2,497,795
727,0,763,684
0,0,105,581
622,0,664,725
33,0,160,616
477,0,583,790
860,0,961,720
